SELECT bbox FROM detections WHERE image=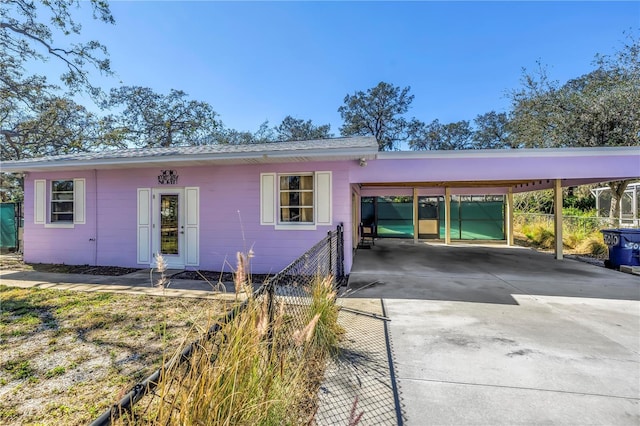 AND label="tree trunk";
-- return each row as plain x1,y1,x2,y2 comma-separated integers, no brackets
608,180,630,227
